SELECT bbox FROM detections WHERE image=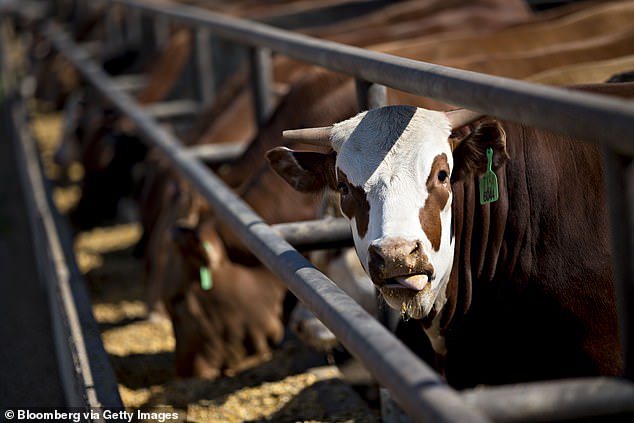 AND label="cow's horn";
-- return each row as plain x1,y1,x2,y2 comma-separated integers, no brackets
282,126,333,145
446,109,484,129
